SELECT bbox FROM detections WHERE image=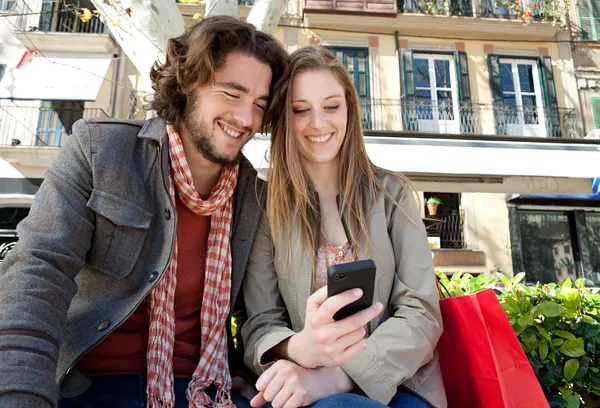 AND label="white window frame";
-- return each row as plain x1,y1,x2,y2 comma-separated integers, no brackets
499,58,546,137
413,53,460,134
